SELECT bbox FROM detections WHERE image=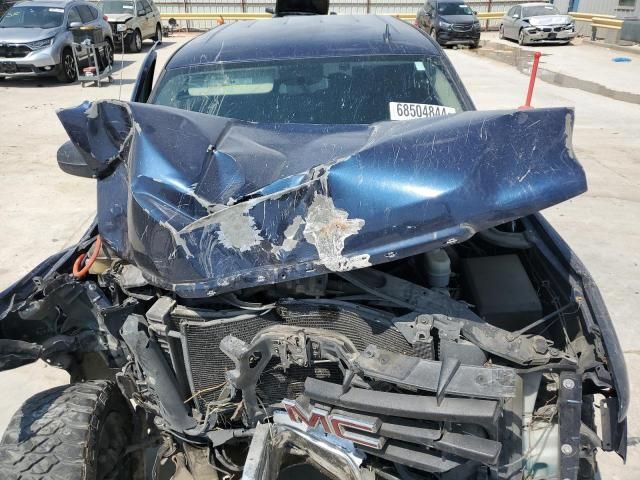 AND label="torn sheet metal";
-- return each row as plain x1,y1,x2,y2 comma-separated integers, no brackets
57,101,586,297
